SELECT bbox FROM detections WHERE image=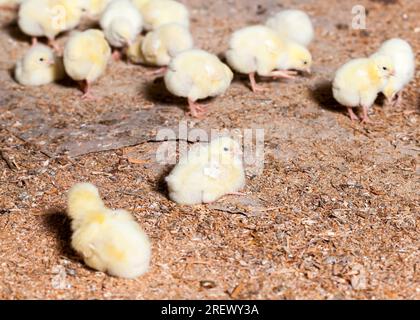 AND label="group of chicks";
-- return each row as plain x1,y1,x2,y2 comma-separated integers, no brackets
67,136,243,279
3,1,416,279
